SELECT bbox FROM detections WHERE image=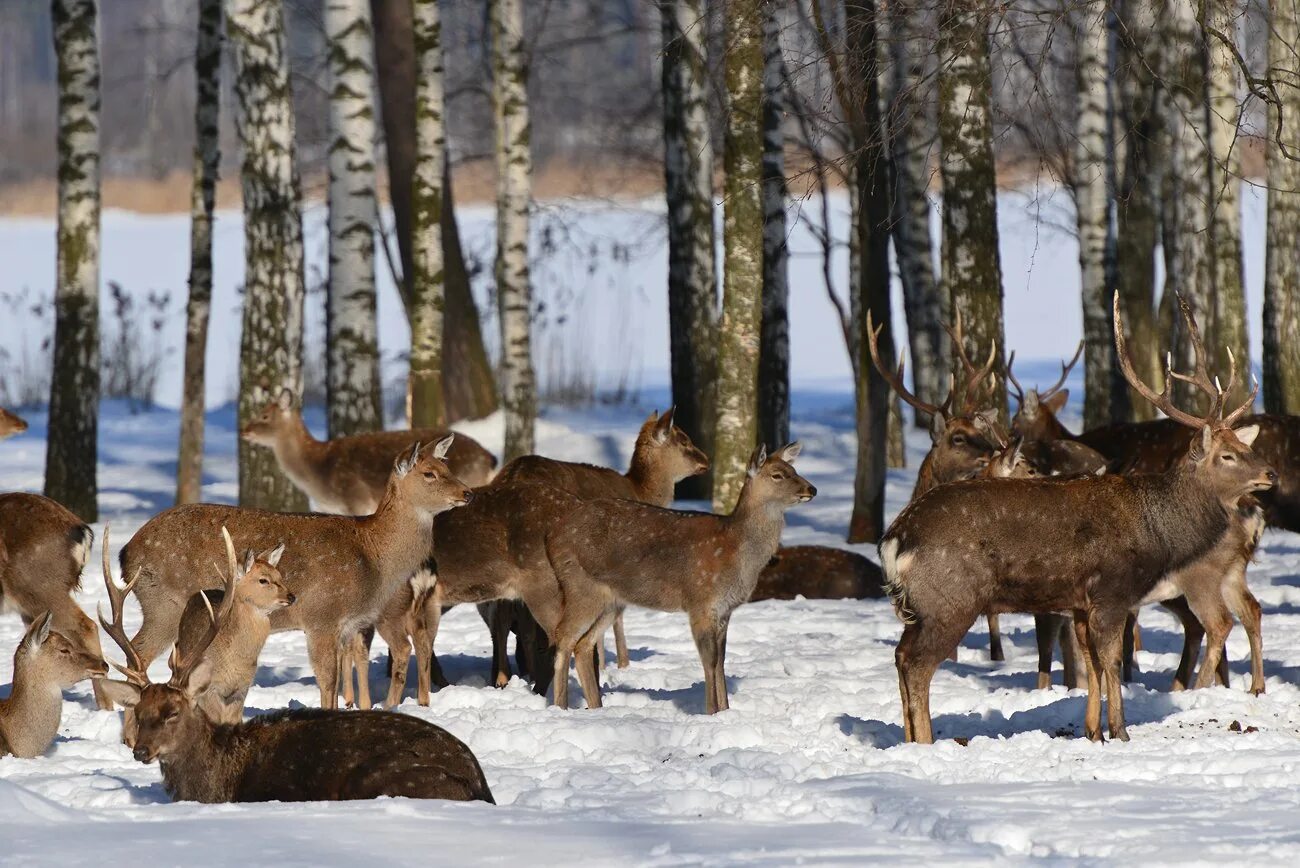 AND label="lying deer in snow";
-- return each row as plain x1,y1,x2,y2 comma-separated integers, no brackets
749,546,885,603
881,294,1275,743
96,546,494,804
